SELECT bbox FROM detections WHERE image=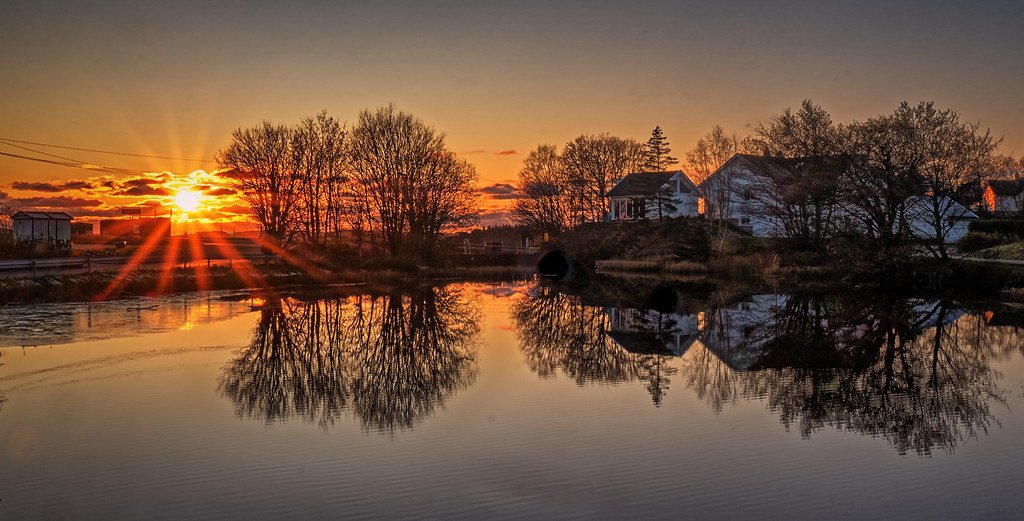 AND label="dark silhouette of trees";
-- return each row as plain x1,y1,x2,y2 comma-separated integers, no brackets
217,122,302,247
745,99,847,157
685,125,739,185
219,286,480,432
640,125,678,171
292,111,349,247
845,102,997,260
510,284,679,405
511,145,574,237
349,104,479,260
562,134,645,224
688,293,1009,455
